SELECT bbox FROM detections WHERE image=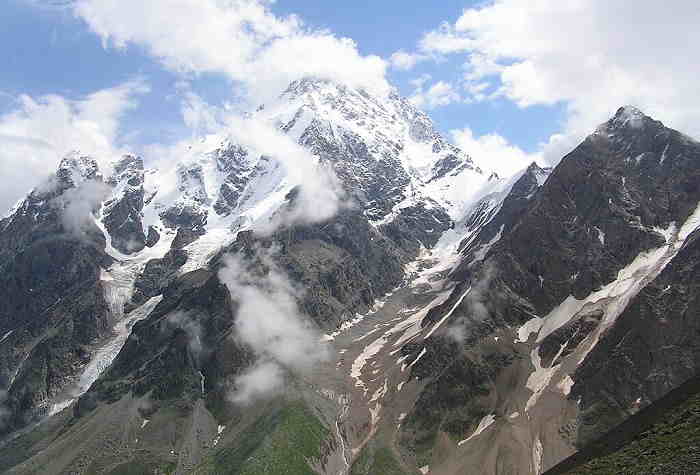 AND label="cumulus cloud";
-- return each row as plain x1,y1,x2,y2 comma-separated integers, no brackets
409,81,460,110
231,360,285,404
389,50,427,71
218,251,329,404
72,0,390,105
66,1,364,230
419,21,473,55
179,88,227,138
413,0,700,165
0,79,148,215
450,127,540,177
409,74,432,89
